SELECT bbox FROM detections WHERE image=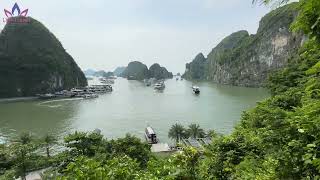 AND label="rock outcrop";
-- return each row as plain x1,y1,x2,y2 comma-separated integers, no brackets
149,63,173,80
183,3,304,87
84,69,96,76
94,70,107,77
0,17,87,98
113,66,126,77
183,53,207,80
120,61,149,80
121,61,173,80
